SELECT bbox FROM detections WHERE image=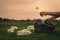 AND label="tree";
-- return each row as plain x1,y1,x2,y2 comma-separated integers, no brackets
0,17,2,21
